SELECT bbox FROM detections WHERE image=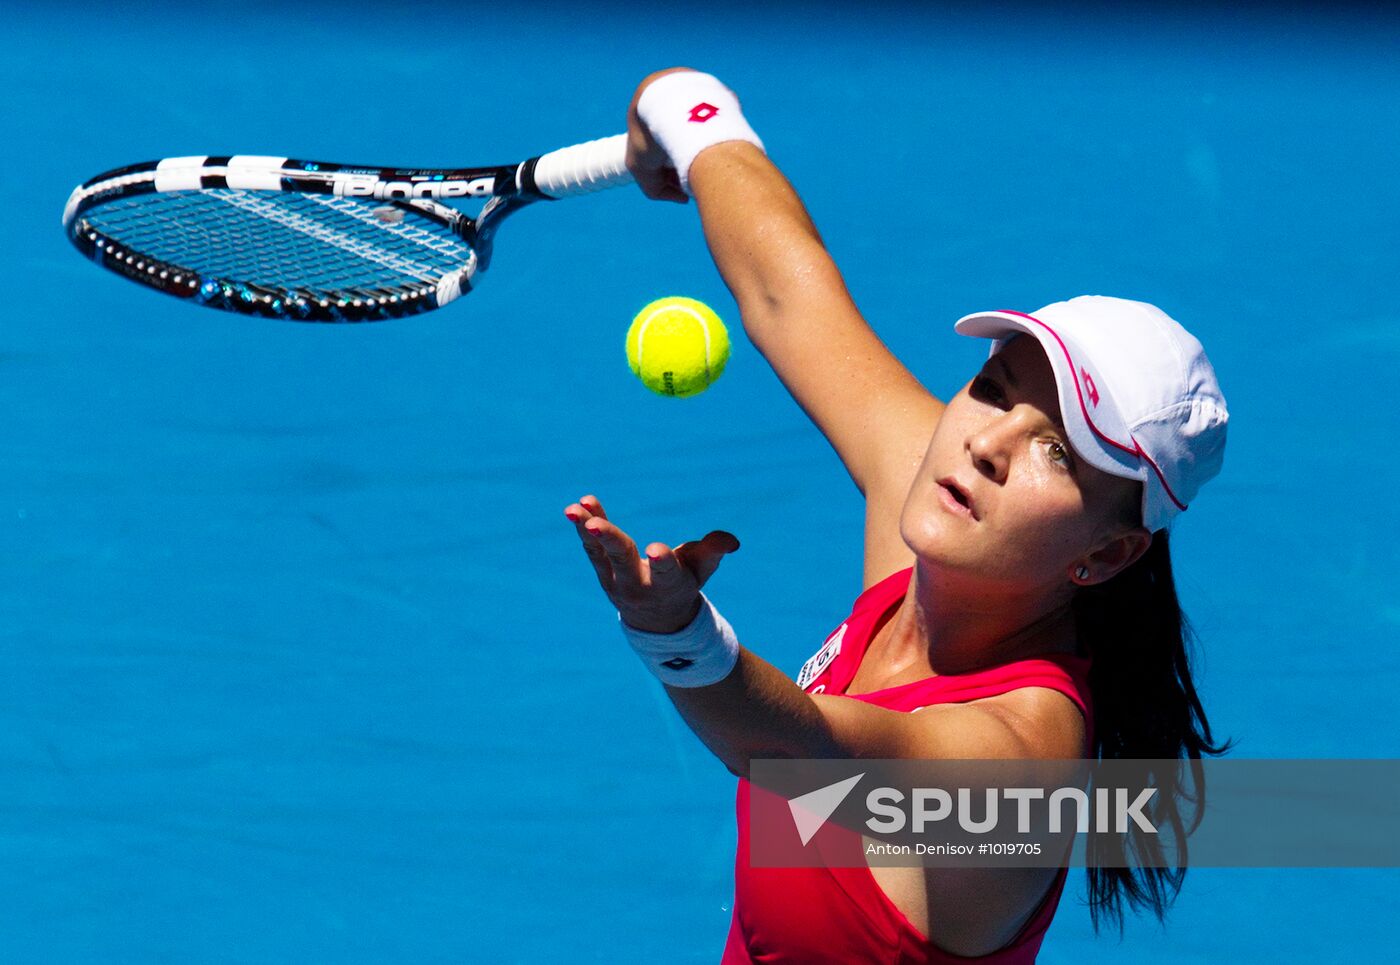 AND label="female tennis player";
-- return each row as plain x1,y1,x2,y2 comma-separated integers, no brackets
564,68,1231,964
